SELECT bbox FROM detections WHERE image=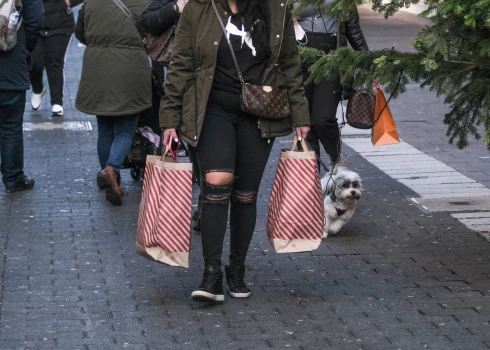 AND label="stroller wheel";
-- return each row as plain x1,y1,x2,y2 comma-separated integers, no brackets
130,167,142,181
